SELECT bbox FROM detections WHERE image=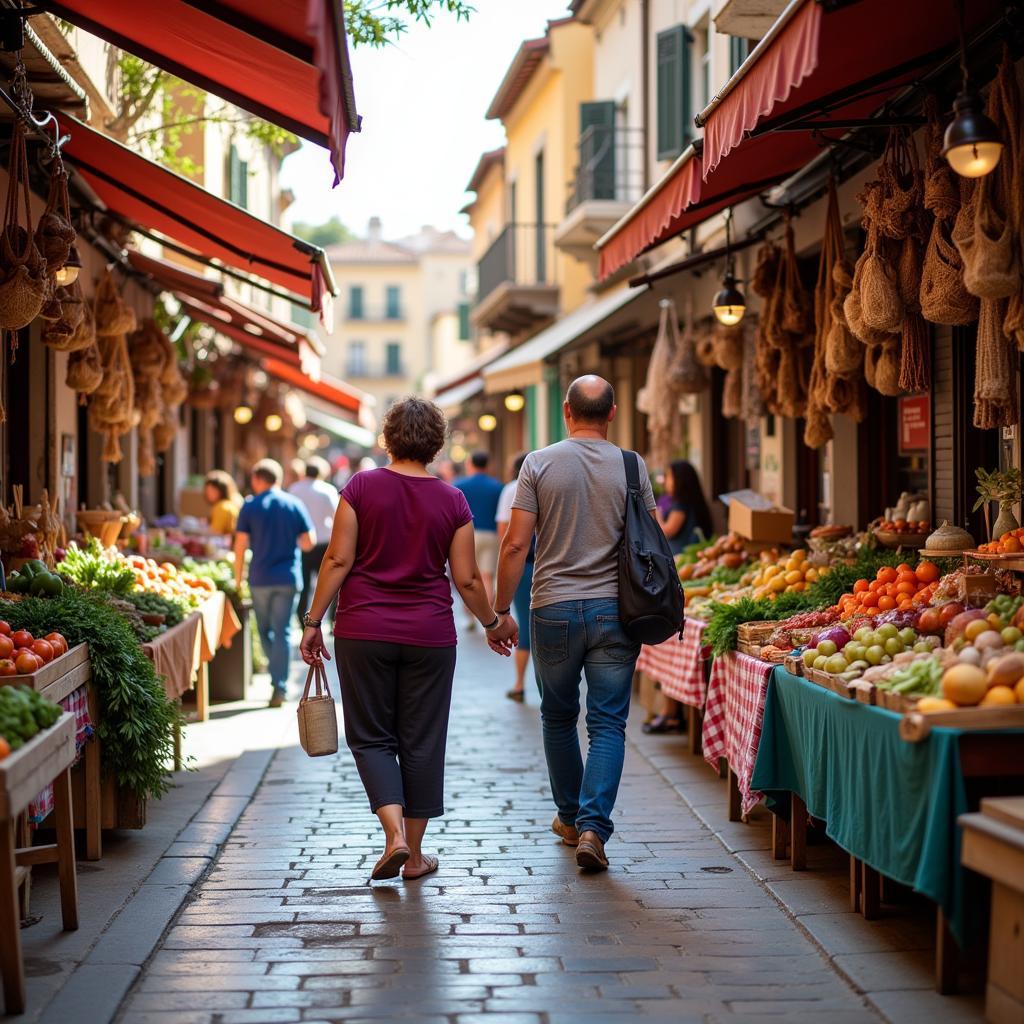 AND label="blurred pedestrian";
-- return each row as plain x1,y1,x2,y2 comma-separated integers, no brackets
234,459,316,707
289,456,340,629
496,452,534,702
299,398,512,882
204,469,242,536
454,451,503,612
